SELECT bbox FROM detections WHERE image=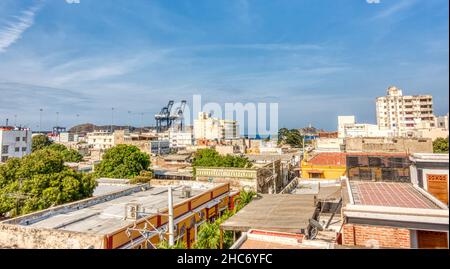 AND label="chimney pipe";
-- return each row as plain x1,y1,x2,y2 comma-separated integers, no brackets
6,118,9,126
